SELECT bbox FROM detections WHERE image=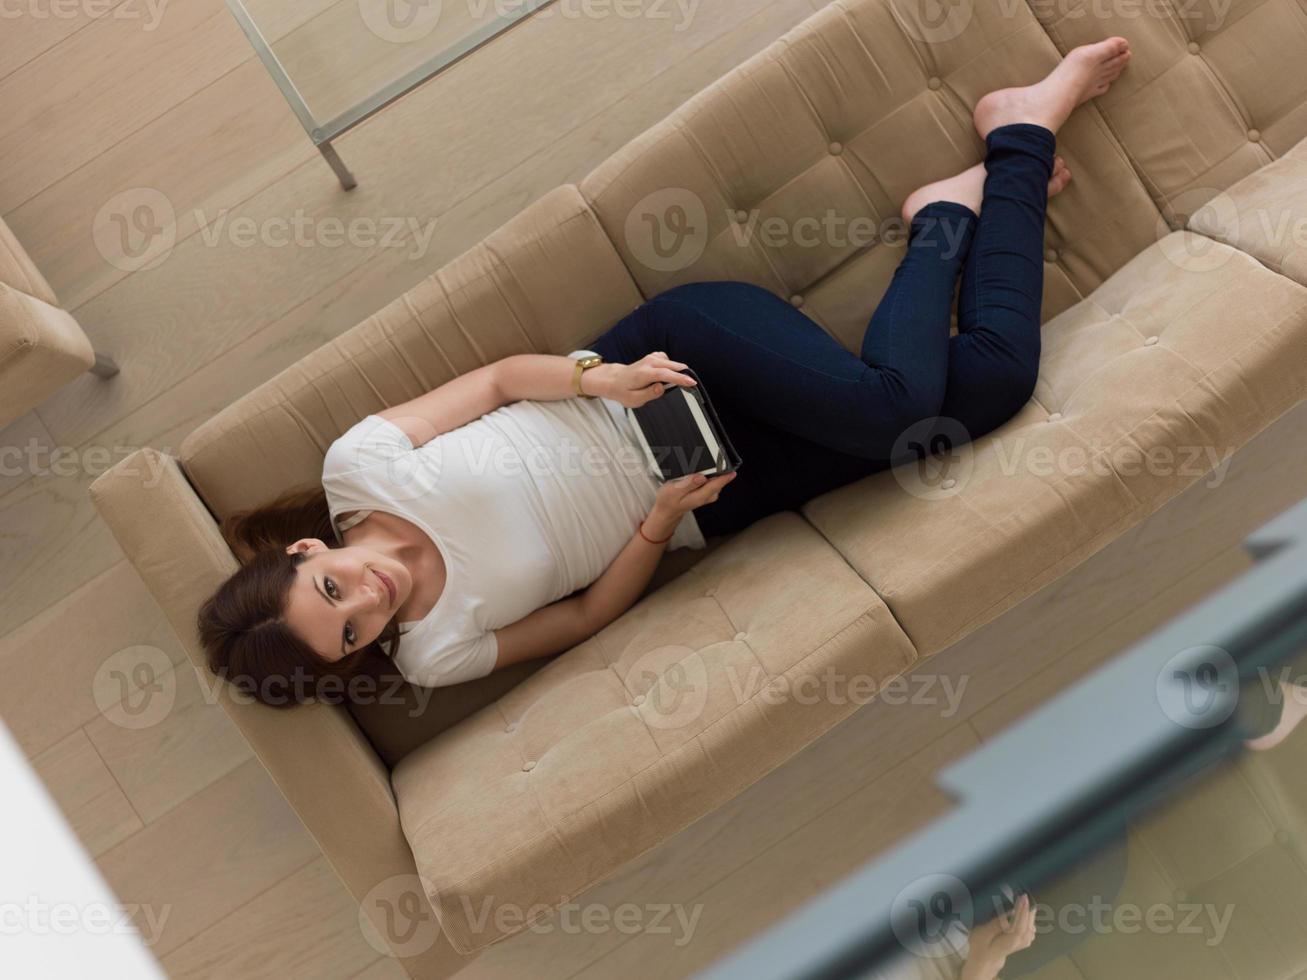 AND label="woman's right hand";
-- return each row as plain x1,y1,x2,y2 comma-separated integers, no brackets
959,895,1037,980
645,470,738,538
